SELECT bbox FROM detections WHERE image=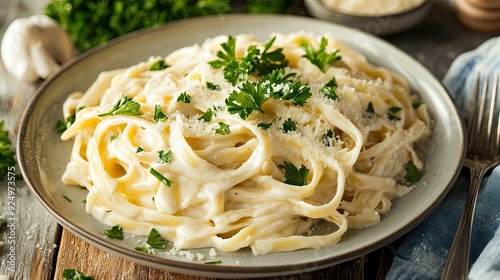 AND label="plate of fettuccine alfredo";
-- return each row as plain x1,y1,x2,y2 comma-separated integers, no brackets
18,14,465,278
